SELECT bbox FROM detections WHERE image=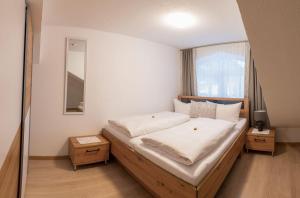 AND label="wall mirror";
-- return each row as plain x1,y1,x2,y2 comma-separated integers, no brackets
64,38,87,114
